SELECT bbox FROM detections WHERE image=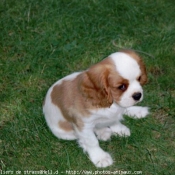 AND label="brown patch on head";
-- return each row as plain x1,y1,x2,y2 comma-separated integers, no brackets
80,58,115,108
58,121,73,132
80,58,129,106
108,72,129,103
120,49,148,85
